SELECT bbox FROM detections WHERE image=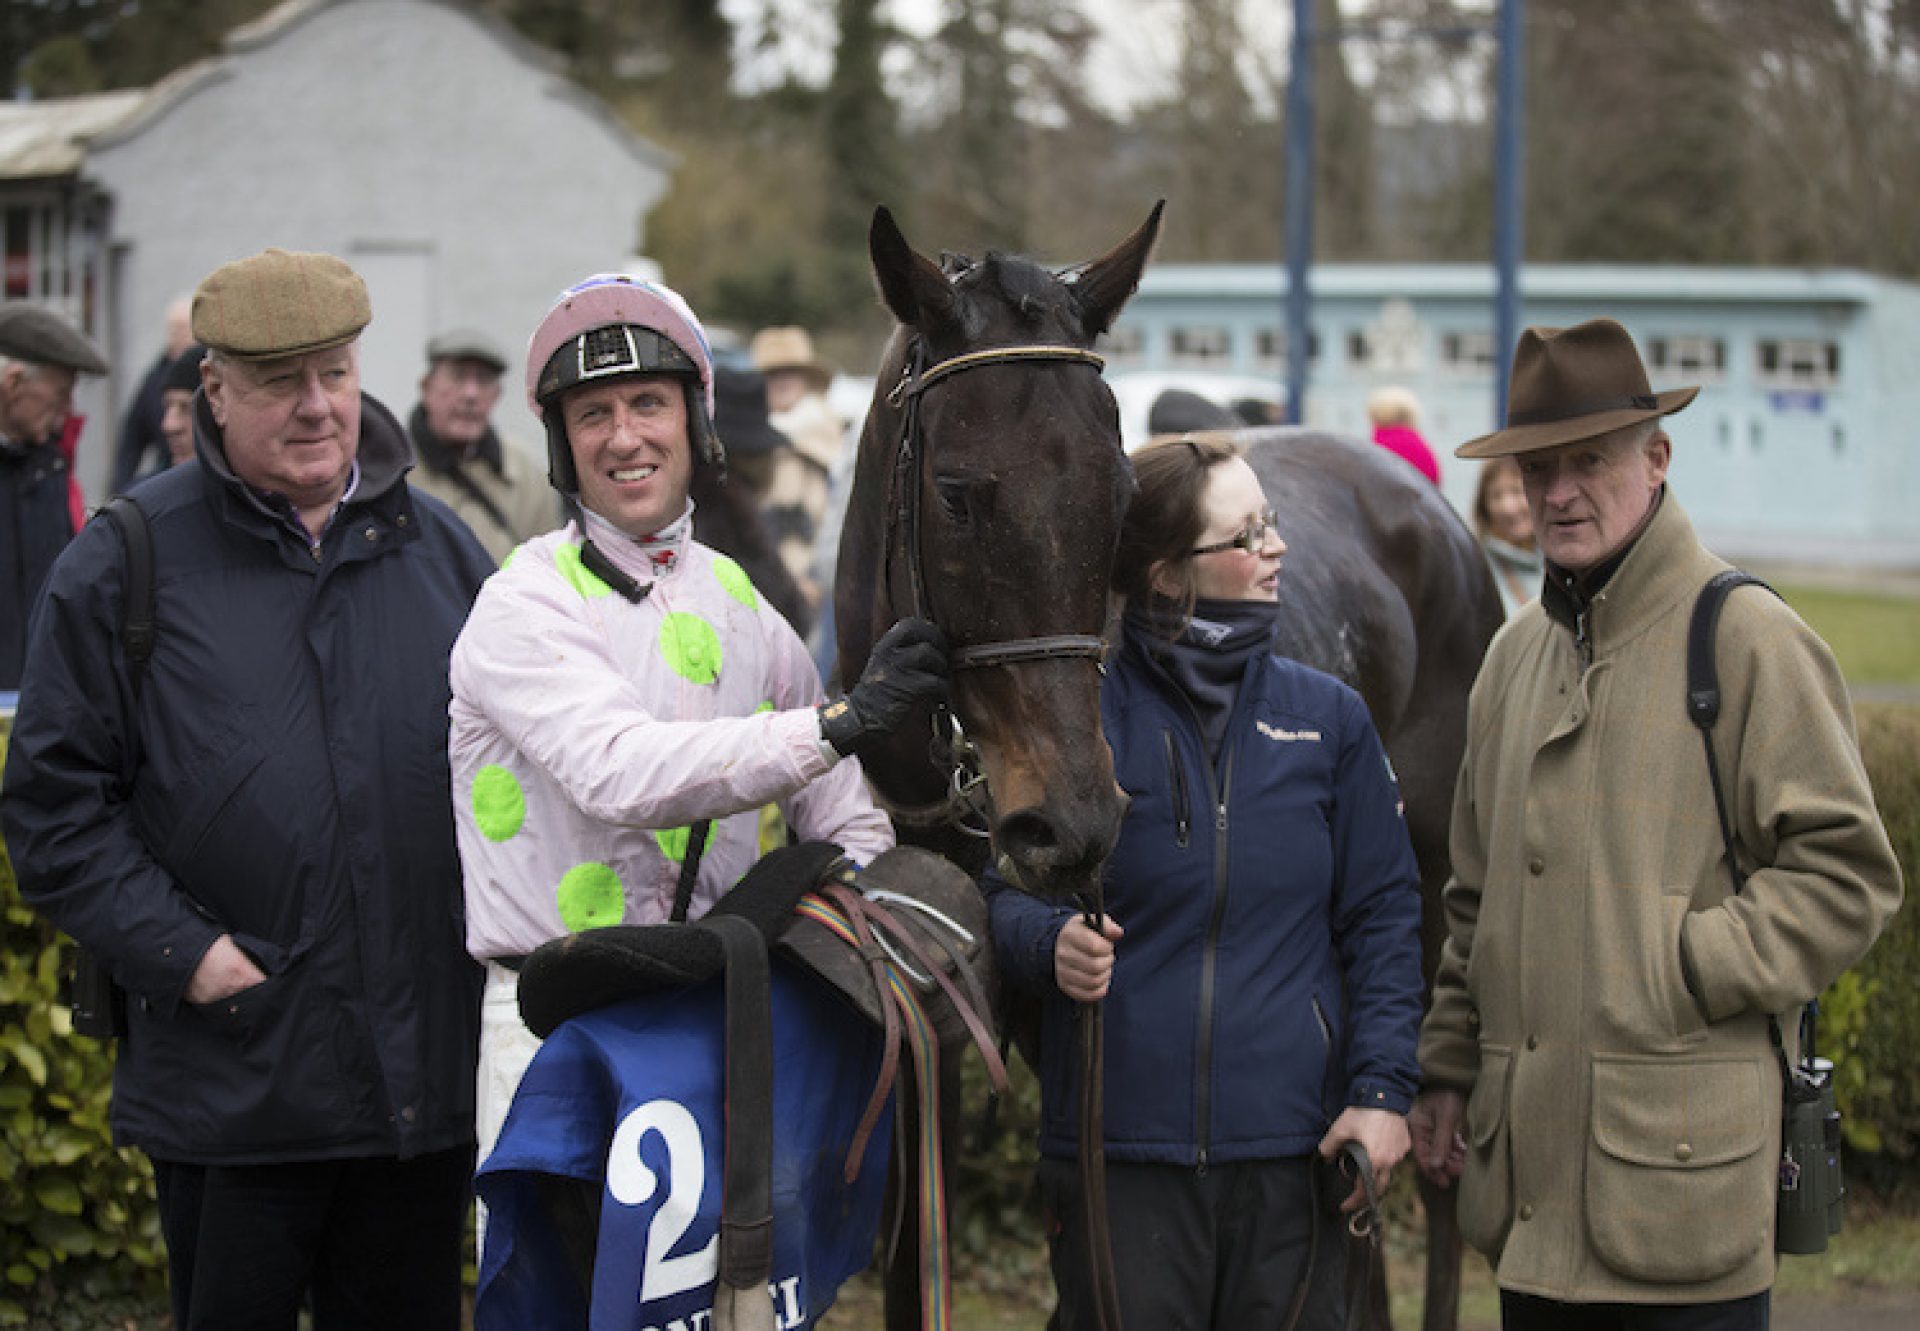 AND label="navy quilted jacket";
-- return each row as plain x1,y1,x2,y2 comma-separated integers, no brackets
987,623,1424,1165
2,393,493,1164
